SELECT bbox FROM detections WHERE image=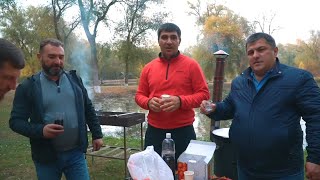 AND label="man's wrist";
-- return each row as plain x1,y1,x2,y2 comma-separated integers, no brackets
176,96,181,108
